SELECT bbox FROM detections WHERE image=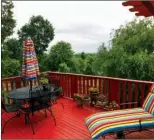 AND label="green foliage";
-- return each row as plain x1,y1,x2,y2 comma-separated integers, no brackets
40,77,49,85
18,15,54,58
81,52,86,59
94,18,154,81
39,53,50,72
1,1,16,44
3,38,22,60
48,41,74,71
58,63,70,73
111,18,154,54
2,59,20,78
2,90,9,104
